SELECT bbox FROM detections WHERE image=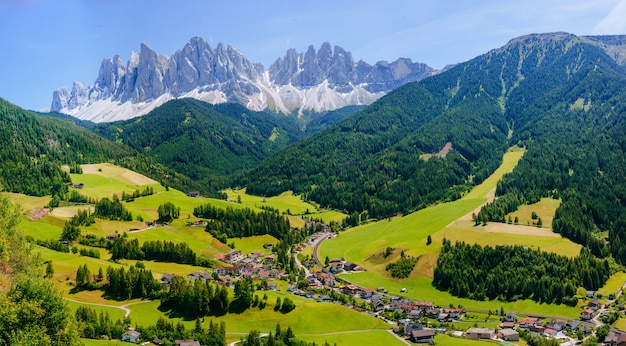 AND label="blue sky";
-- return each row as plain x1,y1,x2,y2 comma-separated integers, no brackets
1,0,625,111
